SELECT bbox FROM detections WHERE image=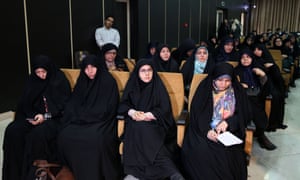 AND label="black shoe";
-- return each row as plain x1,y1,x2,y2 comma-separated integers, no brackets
245,153,251,166
277,124,288,129
265,127,276,132
257,134,277,151
290,82,296,88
